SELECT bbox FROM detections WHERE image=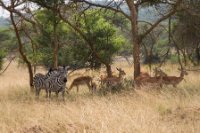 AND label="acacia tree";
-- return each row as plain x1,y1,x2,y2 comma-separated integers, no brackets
58,8,124,77
75,0,183,79
173,0,200,65
30,1,125,77
0,0,34,89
